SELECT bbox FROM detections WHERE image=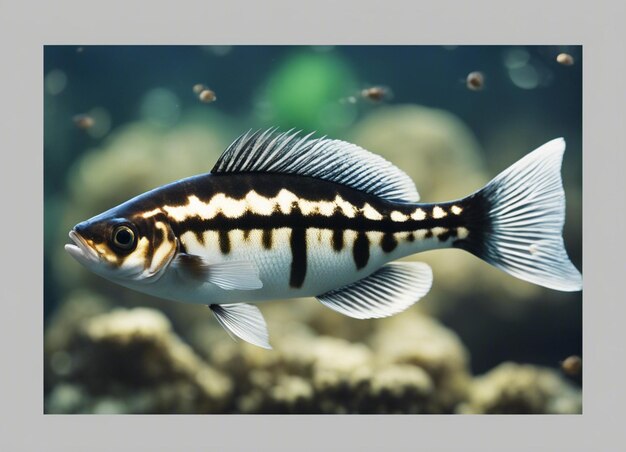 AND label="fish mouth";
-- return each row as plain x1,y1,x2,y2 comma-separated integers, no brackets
65,230,100,264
